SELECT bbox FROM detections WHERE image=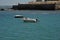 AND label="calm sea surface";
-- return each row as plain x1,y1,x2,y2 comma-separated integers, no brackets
0,10,60,40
